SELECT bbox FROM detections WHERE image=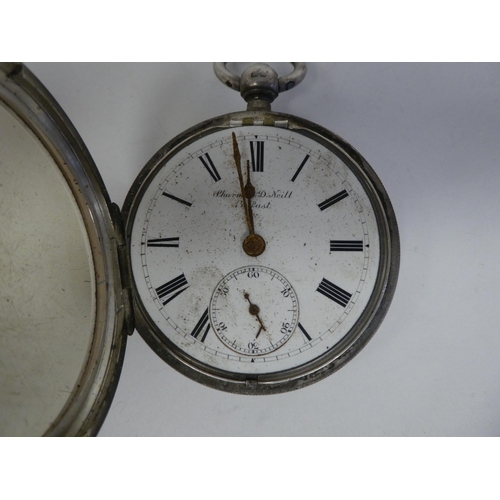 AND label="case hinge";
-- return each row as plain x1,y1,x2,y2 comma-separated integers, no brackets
230,117,289,128
110,202,135,336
